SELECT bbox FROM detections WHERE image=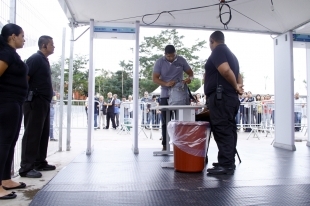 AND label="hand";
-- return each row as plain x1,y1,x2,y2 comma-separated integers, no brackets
165,80,176,87
236,84,244,95
182,77,191,84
